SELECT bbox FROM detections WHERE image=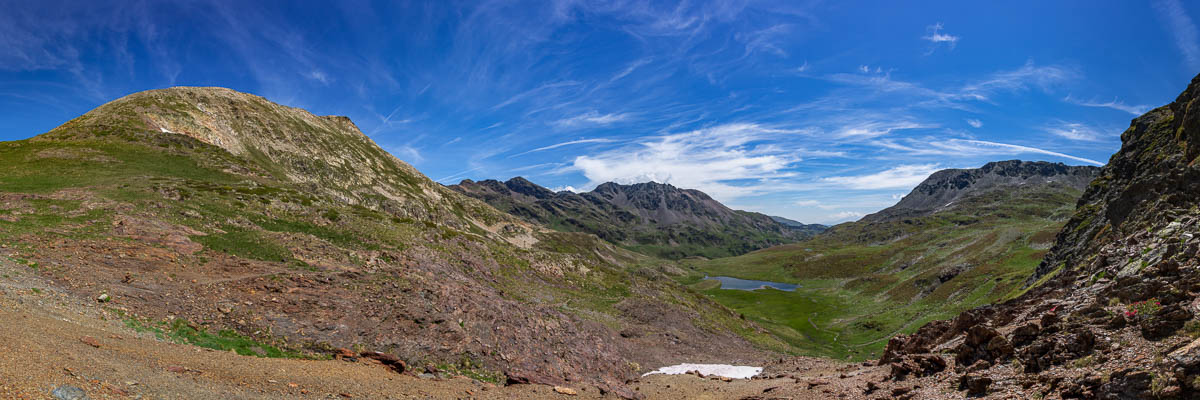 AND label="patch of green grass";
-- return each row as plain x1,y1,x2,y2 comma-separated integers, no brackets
191,226,291,262
123,317,312,358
